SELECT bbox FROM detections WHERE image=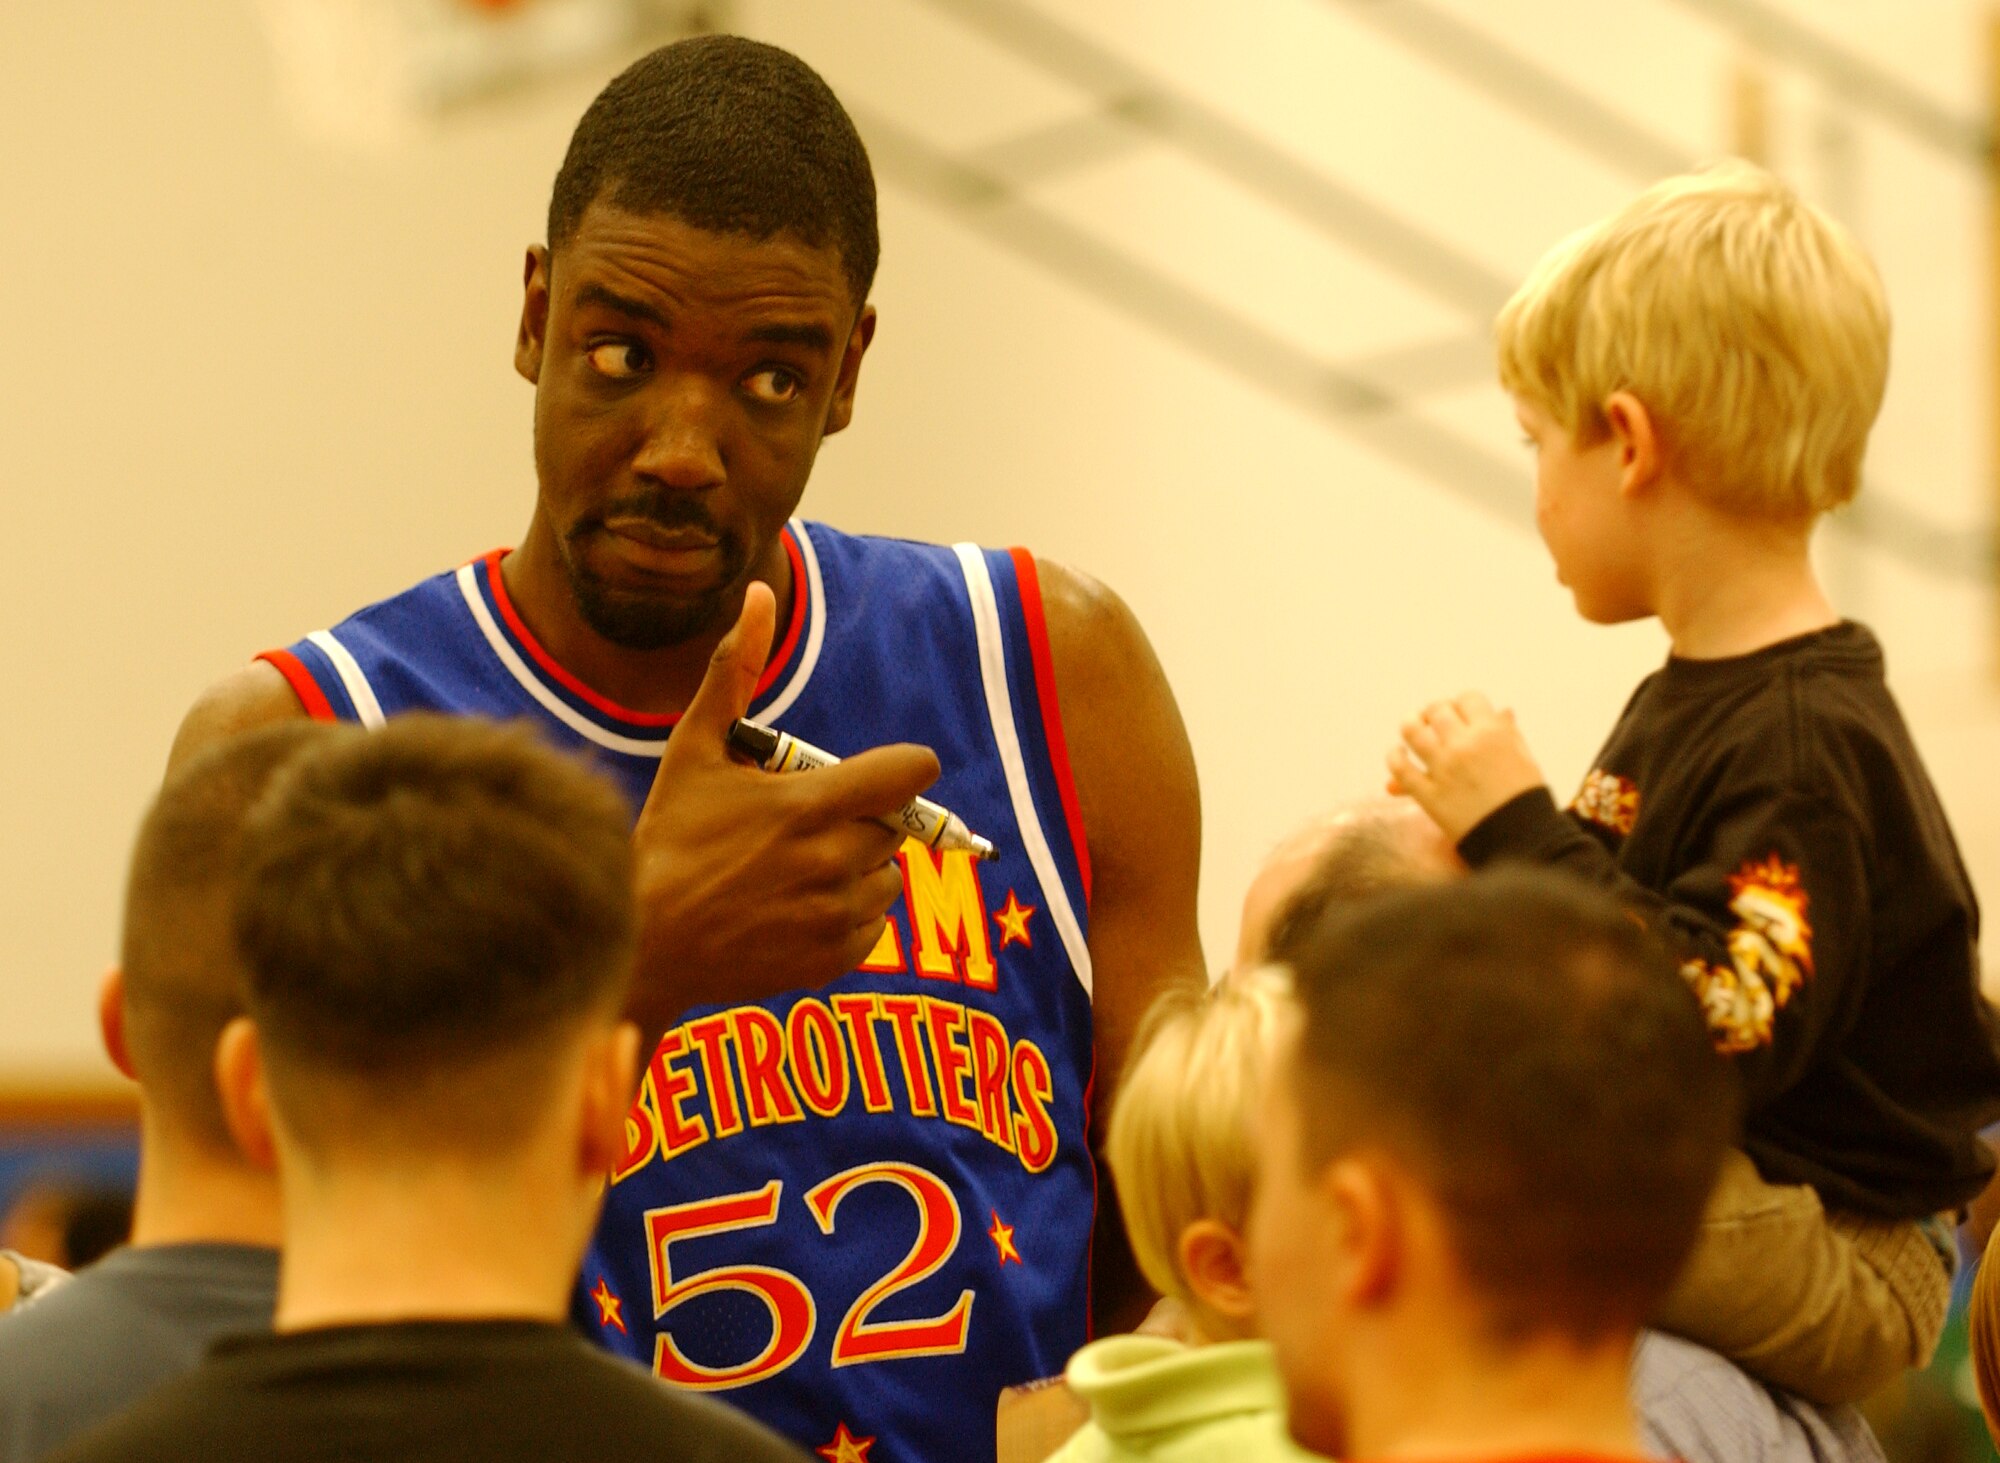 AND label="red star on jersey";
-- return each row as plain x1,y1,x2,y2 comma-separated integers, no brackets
994,891,1036,950
817,1423,876,1463
989,1210,1023,1266
589,1277,626,1335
